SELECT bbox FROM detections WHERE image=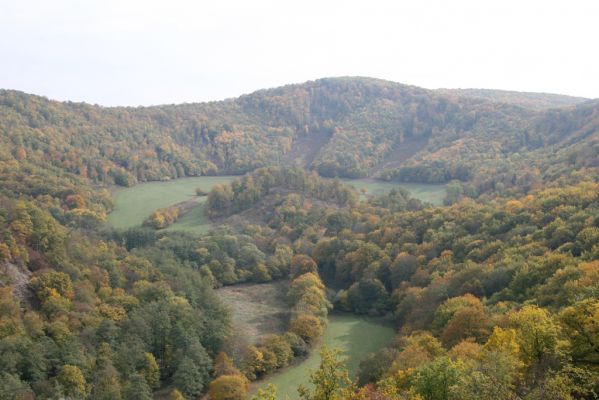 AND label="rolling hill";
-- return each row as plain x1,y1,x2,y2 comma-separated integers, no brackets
1,77,597,195
1,77,598,399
